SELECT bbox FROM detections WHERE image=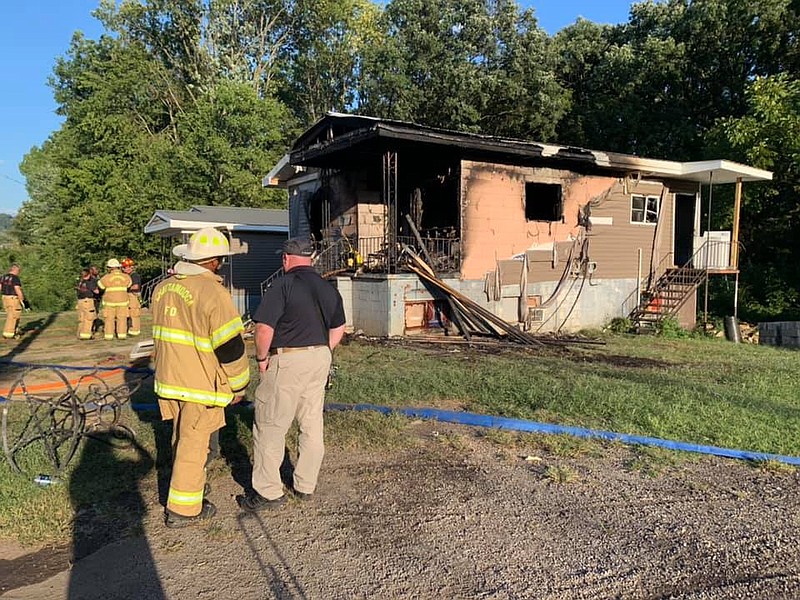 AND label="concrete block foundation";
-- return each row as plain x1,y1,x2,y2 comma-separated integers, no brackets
332,274,639,337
